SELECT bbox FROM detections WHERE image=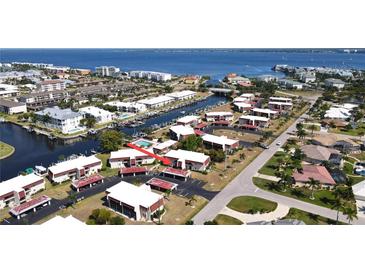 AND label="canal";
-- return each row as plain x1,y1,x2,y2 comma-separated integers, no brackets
0,95,226,180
